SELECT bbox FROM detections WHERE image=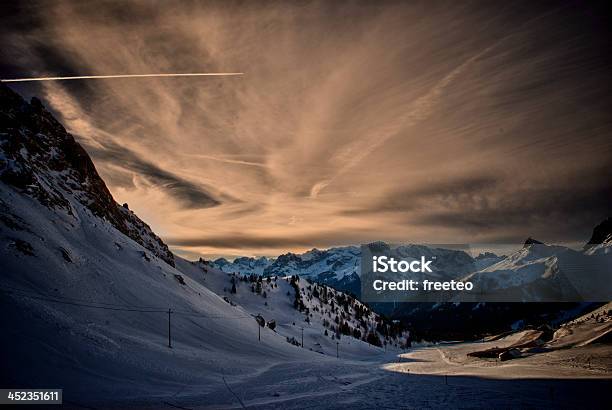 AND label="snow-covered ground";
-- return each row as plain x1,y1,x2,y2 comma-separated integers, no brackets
65,344,609,409
0,182,334,401
176,257,404,360
0,182,397,407
388,337,610,379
